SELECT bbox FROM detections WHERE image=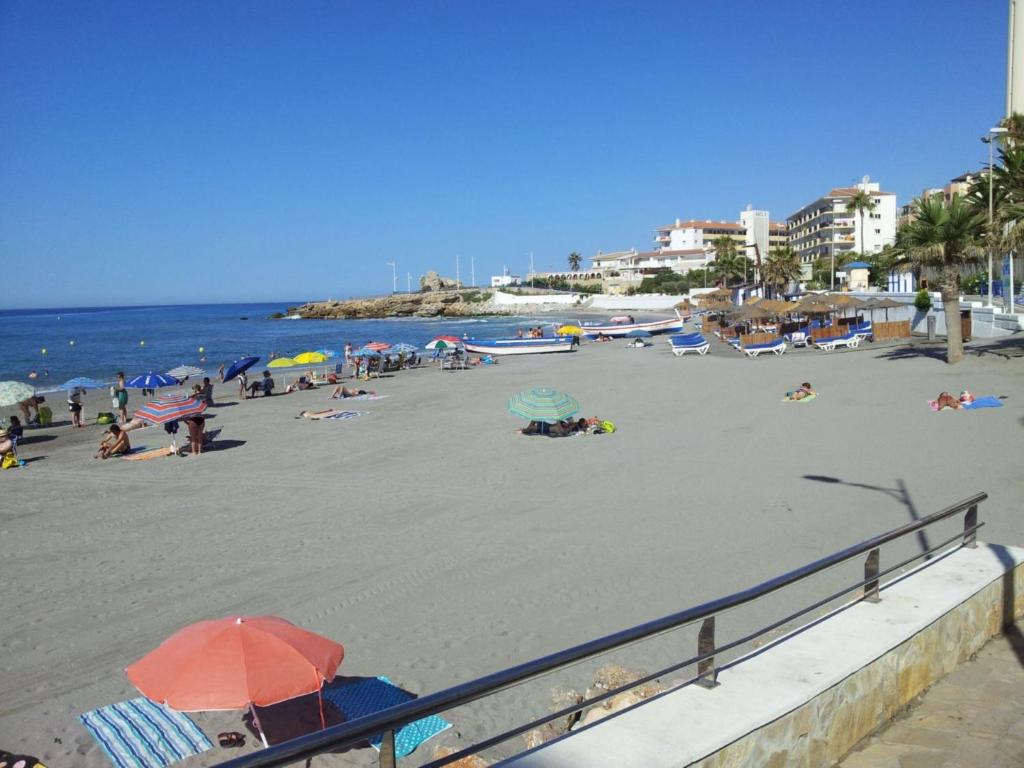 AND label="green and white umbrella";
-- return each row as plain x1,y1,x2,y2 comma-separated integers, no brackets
508,388,580,424
0,381,35,408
